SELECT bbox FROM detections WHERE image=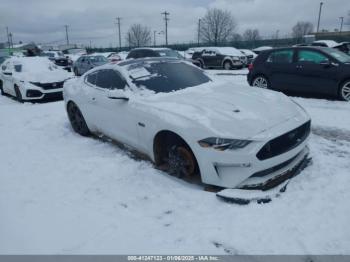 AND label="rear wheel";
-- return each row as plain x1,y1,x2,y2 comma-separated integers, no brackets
252,75,269,89
14,85,23,102
223,60,232,70
67,102,90,136
339,80,350,101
